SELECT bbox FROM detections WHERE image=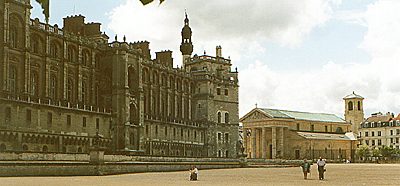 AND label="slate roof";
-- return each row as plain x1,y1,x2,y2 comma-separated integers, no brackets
297,132,356,141
257,108,346,123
